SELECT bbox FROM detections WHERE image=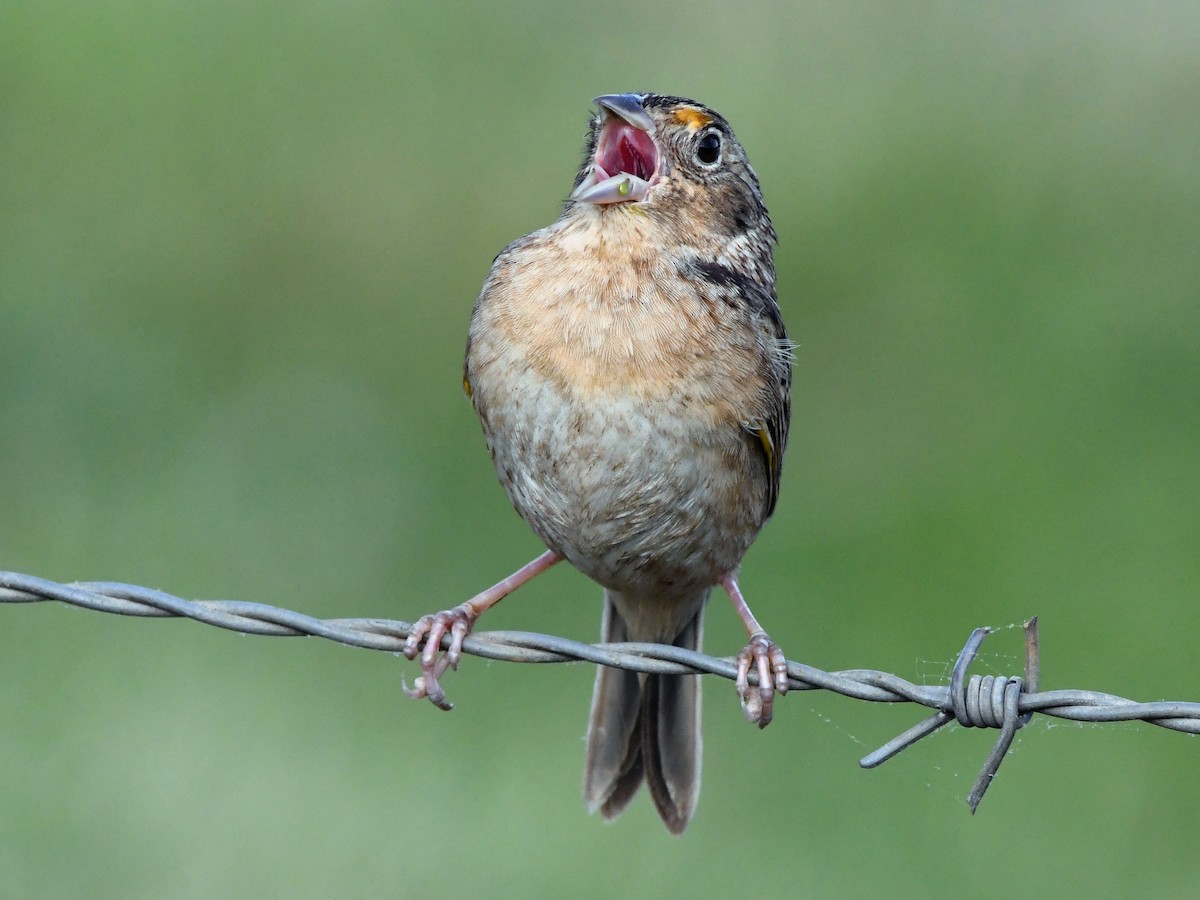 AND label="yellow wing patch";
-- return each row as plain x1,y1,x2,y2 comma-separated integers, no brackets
756,426,775,473
673,107,714,130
